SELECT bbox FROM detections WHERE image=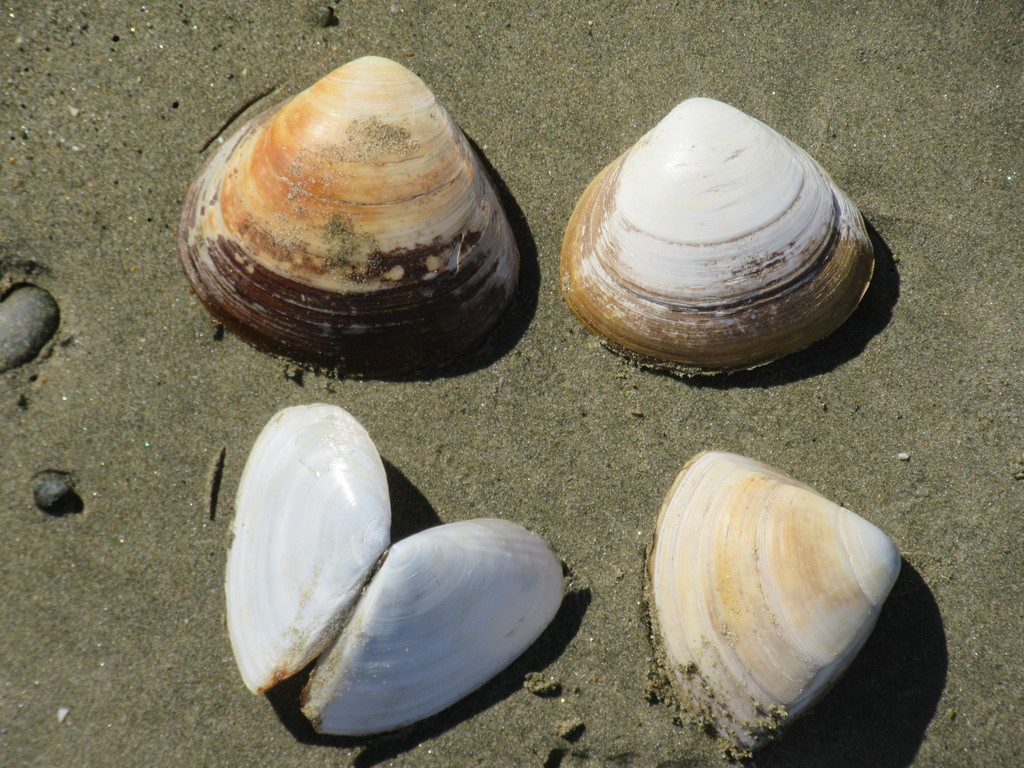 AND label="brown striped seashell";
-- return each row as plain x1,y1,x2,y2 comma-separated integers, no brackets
561,98,874,374
177,56,518,376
